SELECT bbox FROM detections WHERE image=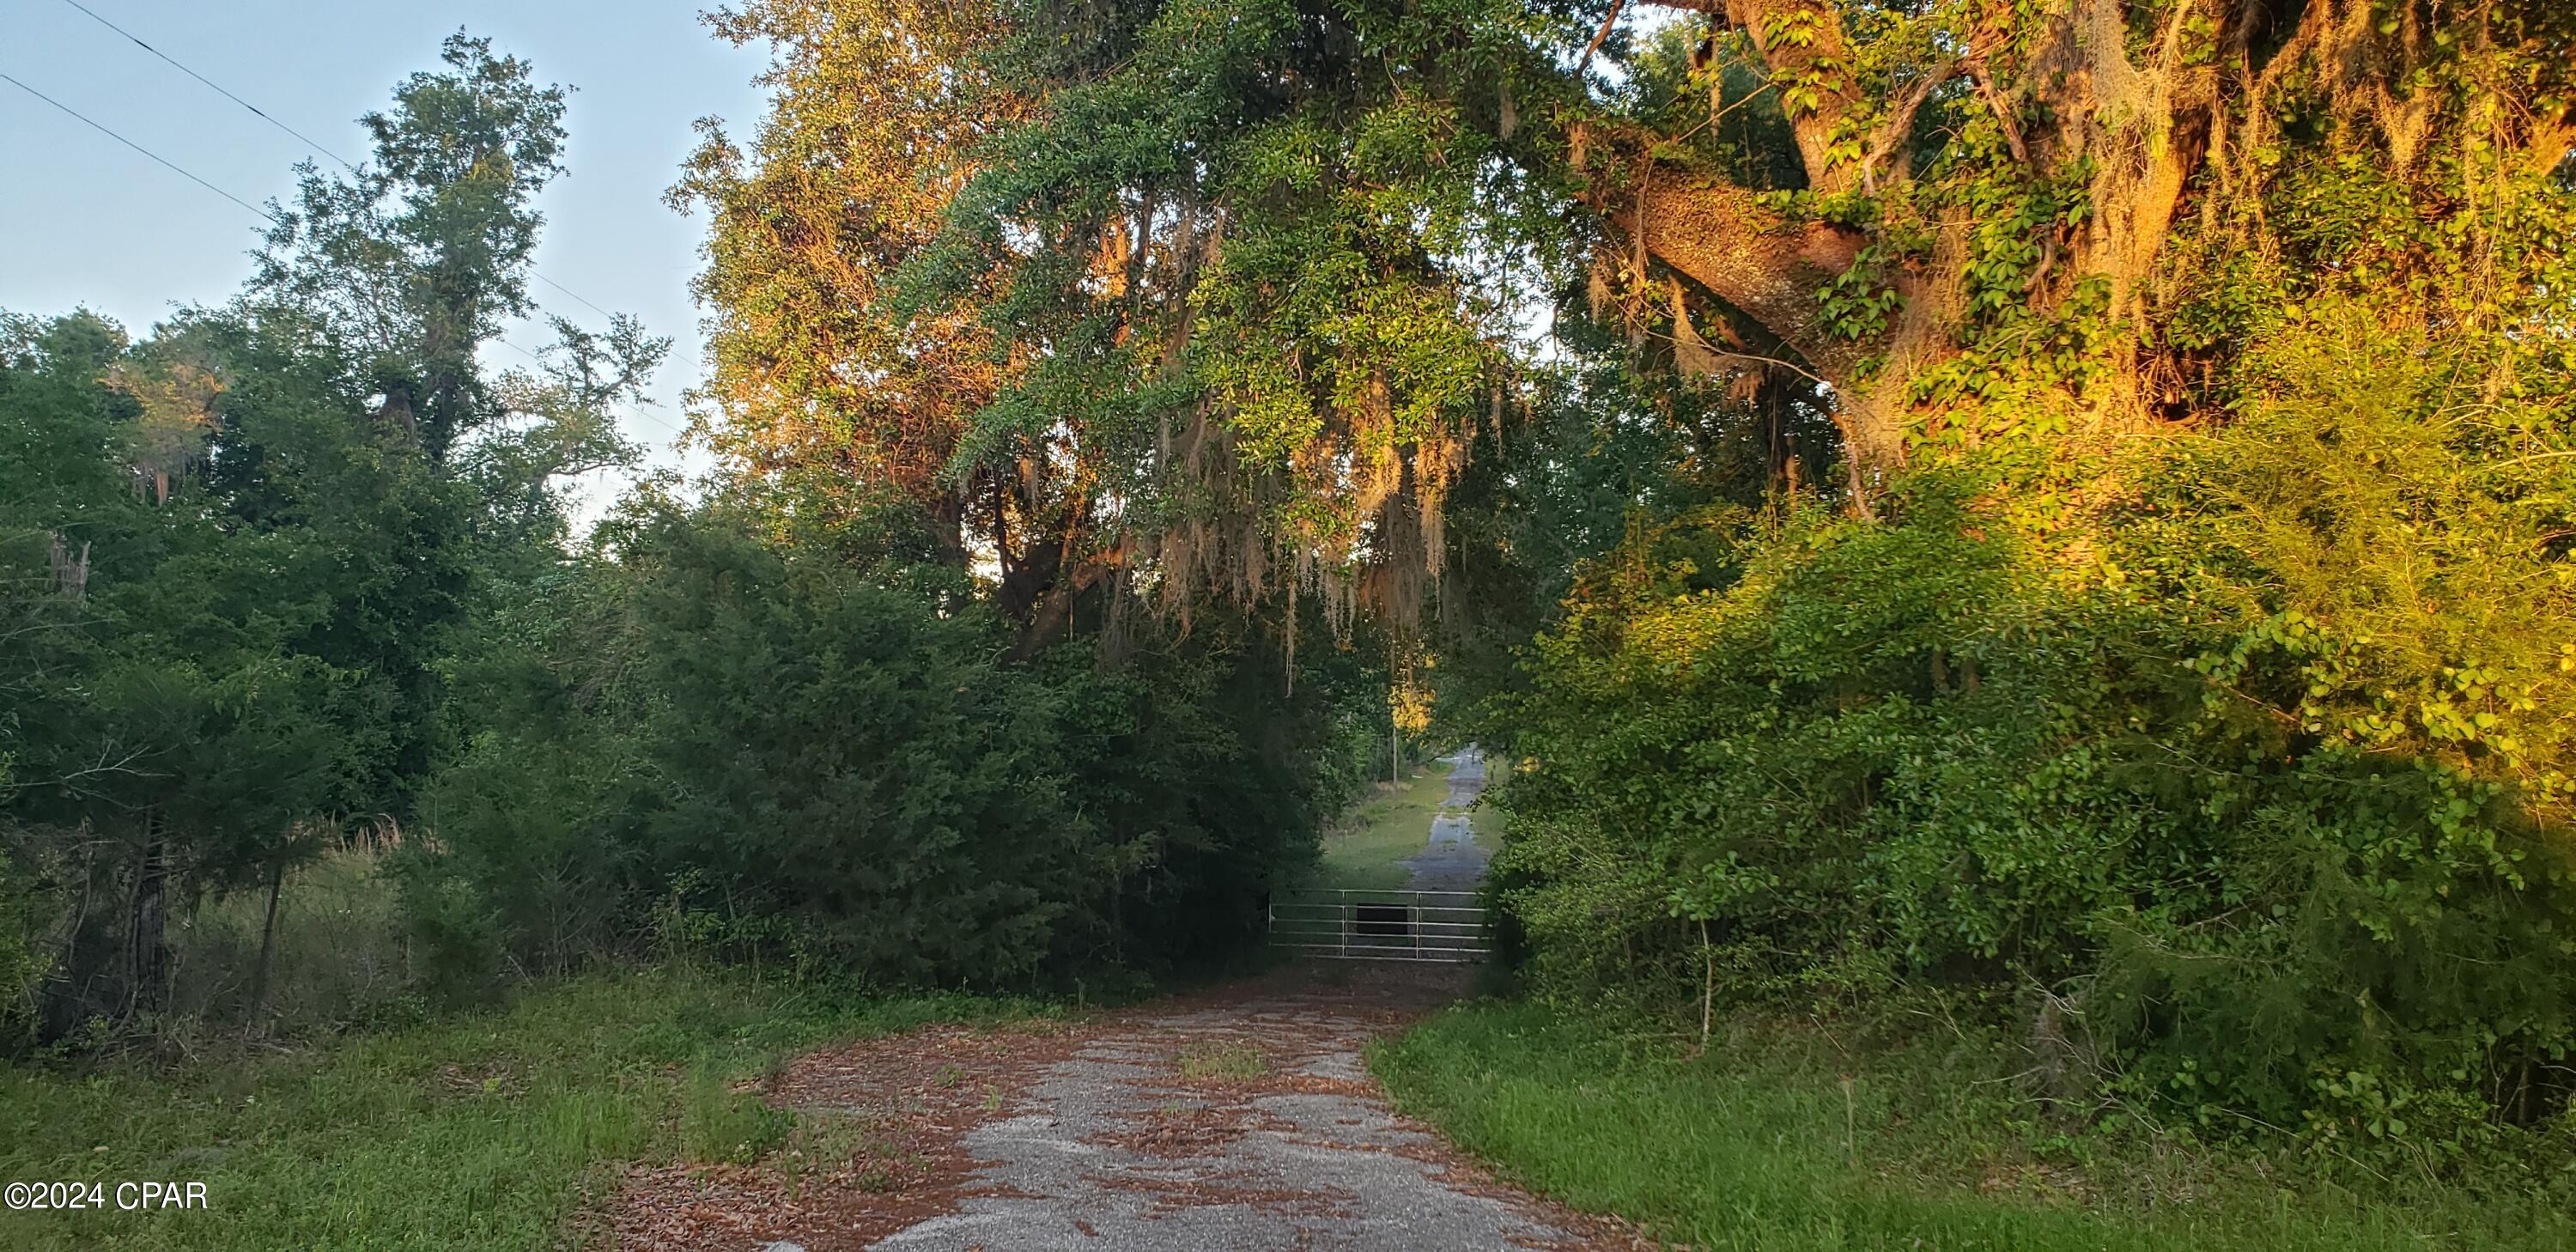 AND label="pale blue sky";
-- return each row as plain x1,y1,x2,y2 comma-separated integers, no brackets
1,0,775,505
